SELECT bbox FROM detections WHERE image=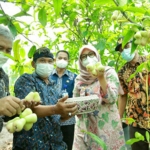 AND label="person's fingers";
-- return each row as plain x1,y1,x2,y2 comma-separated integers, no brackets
11,96,23,114
65,102,77,108
6,105,17,116
11,96,21,104
58,95,68,102
68,105,78,116
5,109,14,117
